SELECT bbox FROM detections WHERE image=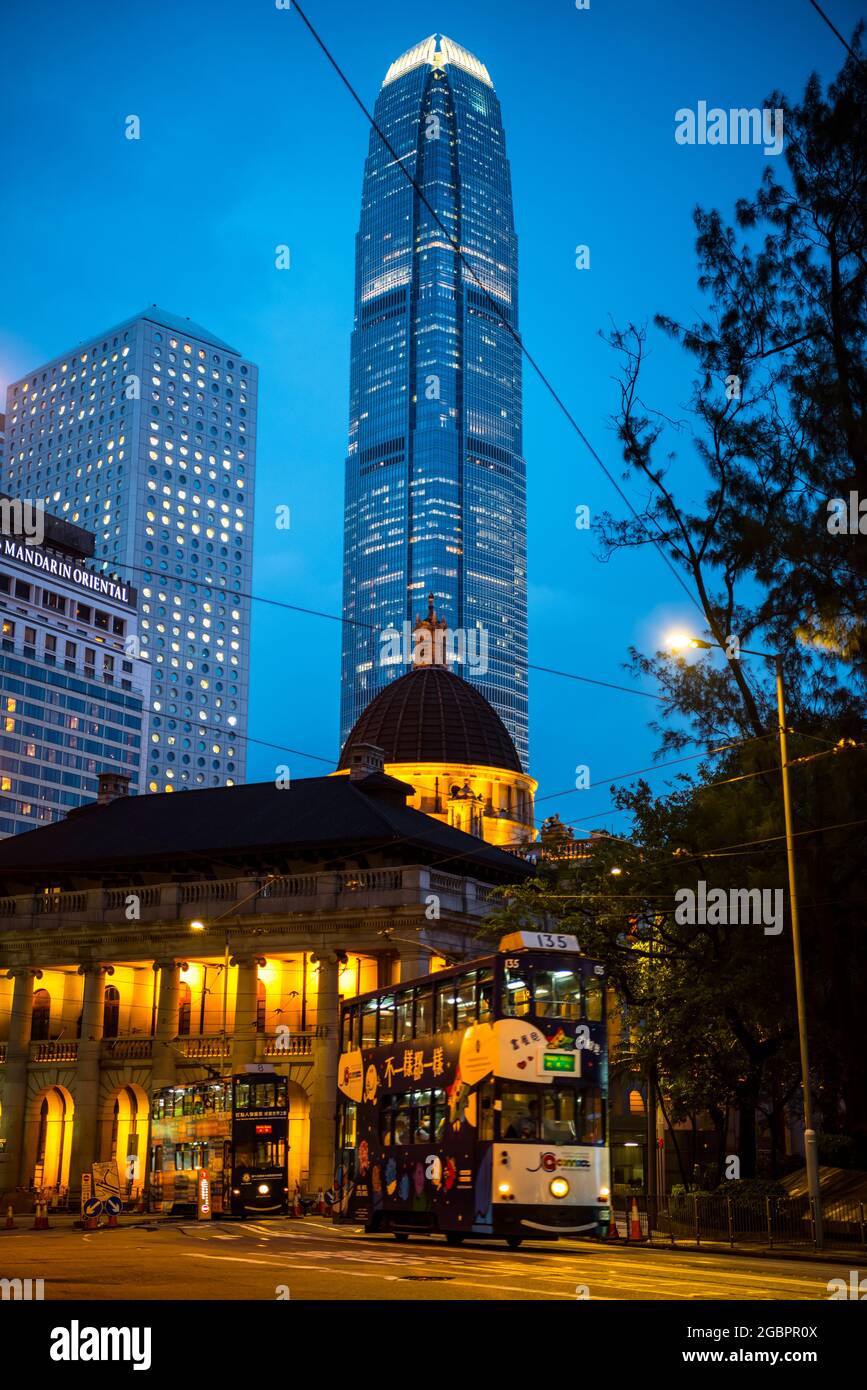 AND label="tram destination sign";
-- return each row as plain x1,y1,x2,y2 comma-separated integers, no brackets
540,1051,578,1074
